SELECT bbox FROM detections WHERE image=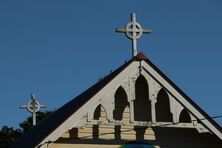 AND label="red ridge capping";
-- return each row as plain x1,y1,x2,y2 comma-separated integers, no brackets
134,52,148,61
